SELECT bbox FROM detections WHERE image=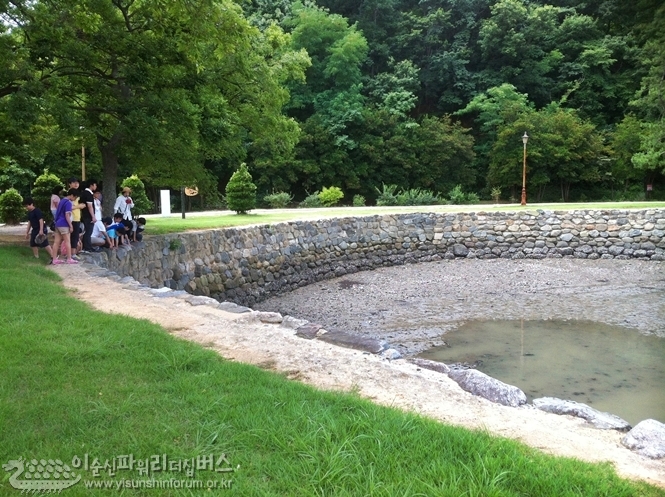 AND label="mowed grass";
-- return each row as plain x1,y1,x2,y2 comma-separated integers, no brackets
147,201,665,235
0,246,663,496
